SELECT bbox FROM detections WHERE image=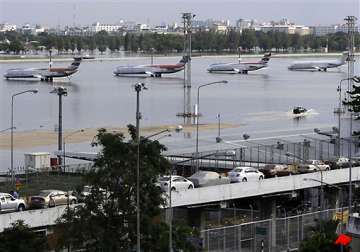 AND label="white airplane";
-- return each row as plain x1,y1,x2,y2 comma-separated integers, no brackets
4,57,82,81
113,57,188,77
207,53,271,74
288,52,348,71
